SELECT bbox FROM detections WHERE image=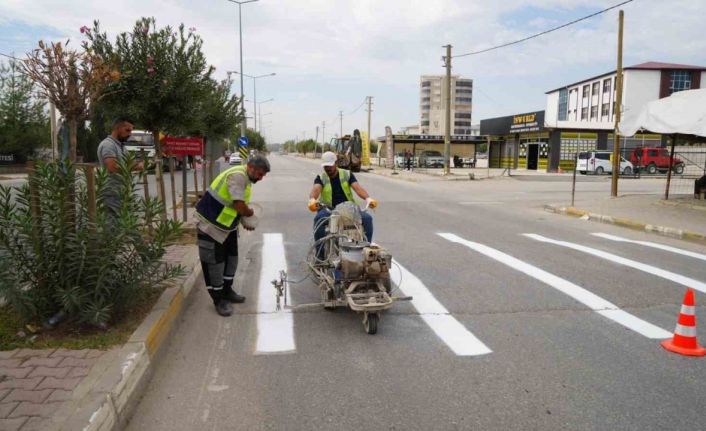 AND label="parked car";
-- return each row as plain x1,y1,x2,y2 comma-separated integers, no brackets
229,153,243,165
418,150,444,168
394,152,417,168
629,147,684,174
577,151,634,175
